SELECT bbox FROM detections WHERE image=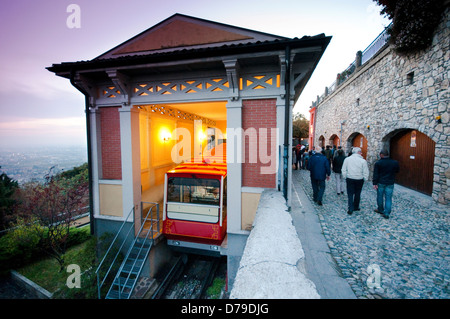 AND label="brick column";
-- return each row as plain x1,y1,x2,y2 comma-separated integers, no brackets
241,99,277,188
